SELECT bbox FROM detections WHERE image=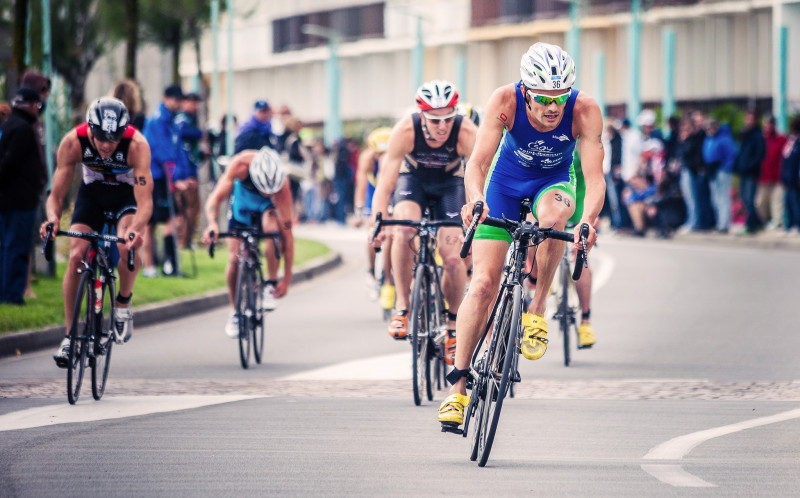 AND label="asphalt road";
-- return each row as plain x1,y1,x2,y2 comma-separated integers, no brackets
1,224,799,496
